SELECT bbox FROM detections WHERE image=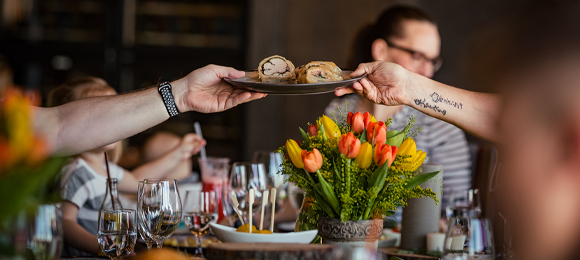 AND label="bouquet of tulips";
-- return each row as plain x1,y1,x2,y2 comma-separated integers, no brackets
277,109,439,231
